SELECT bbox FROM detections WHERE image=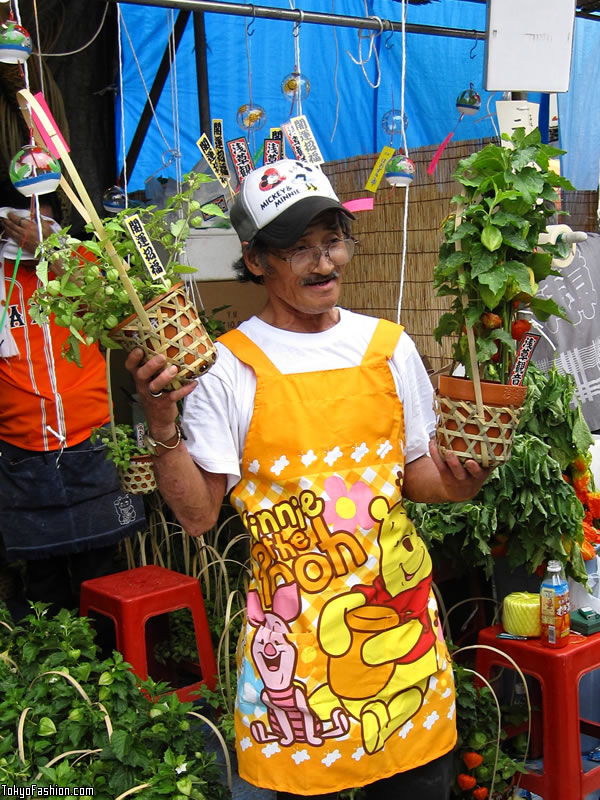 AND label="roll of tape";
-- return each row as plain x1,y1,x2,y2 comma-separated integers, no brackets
503,591,541,637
